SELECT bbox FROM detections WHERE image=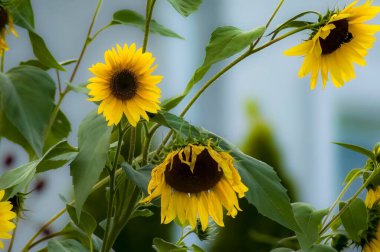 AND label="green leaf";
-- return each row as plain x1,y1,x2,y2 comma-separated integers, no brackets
339,199,368,242
167,0,202,17
66,204,97,237
0,160,37,191
29,31,64,71
43,109,72,152
8,0,34,31
333,142,375,161
130,208,154,219
162,26,265,111
112,10,183,39
0,66,56,156
151,111,301,232
270,249,294,252
122,163,152,194
292,203,328,251
20,59,49,70
47,239,88,252
308,245,337,252
66,82,89,94
190,244,206,252
70,110,112,217
37,140,77,173
152,238,186,252
343,168,363,185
